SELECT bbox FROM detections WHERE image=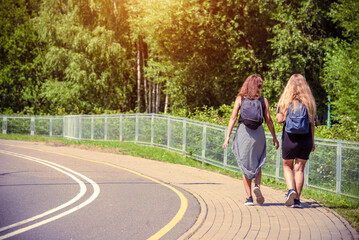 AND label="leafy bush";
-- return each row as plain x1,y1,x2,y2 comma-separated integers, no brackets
315,116,359,141
172,104,359,142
